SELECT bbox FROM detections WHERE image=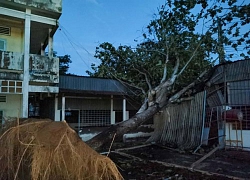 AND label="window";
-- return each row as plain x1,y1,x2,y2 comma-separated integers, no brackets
0,80,22,94
0,26,11,36
0,39,6,51
0,96,6,102
231,106,250,130
79,110,111,126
